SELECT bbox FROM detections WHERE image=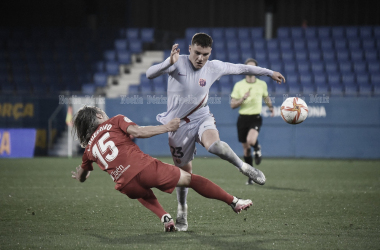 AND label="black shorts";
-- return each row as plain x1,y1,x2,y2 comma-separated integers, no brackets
237,114,262,143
